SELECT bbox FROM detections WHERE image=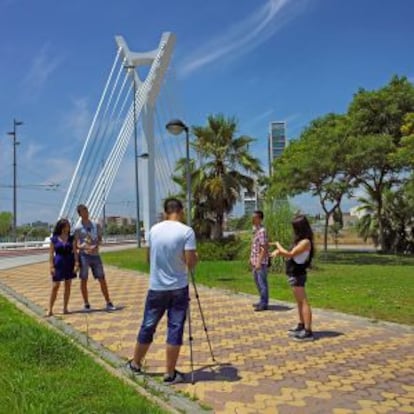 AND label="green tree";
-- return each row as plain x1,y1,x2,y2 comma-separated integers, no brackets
269,113,354,251
0,212,12,237
172,157,213,238
396,112,414,167
106,222,120,235
347,76,414,251
356,184,414,253
355,194,379,246
349,75,414,140
191,114,263,239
